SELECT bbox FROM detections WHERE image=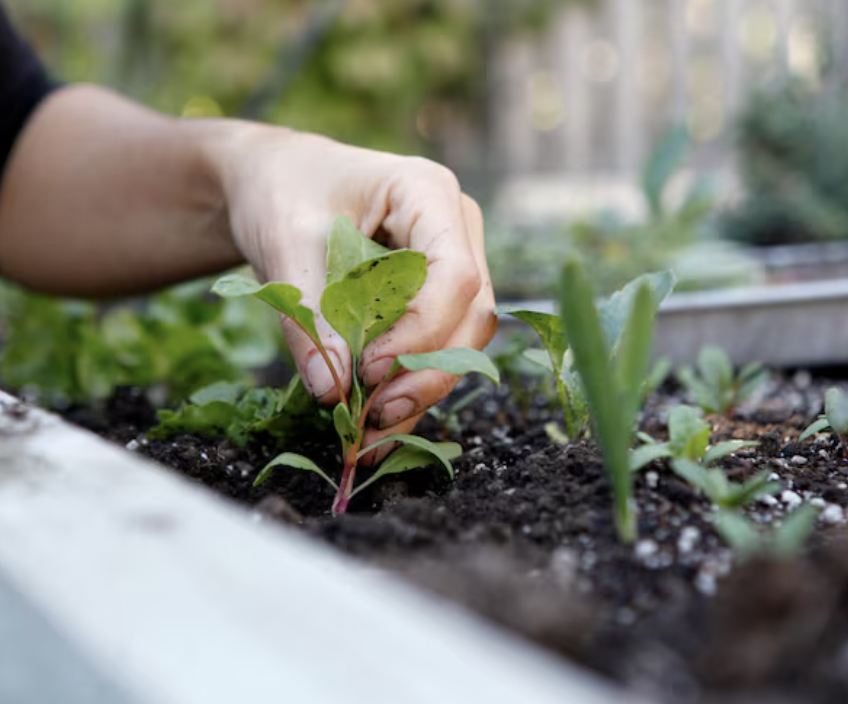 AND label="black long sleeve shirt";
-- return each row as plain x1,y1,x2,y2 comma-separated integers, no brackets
0,4,55,178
